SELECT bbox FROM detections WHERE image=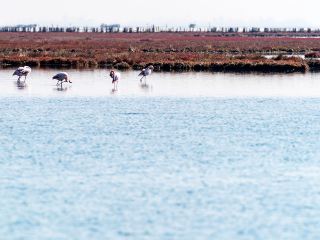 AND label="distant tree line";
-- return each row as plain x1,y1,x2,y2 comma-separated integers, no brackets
0,24,319,34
